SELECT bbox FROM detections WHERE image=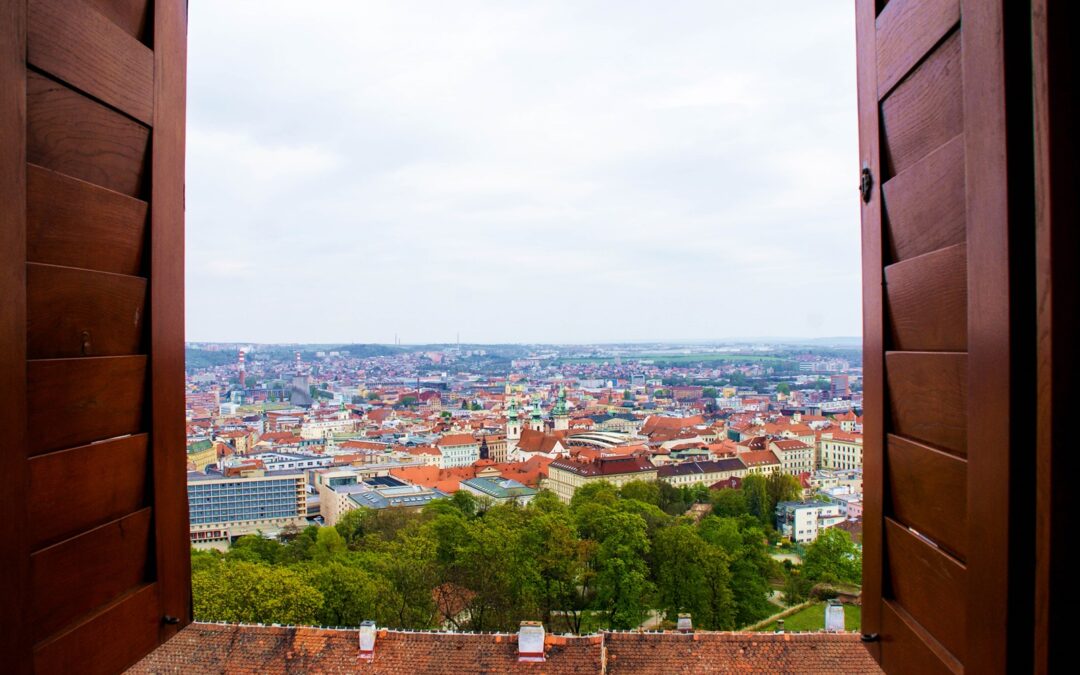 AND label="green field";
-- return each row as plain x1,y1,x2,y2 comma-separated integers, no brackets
760,603,861,633
558,353,788,365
